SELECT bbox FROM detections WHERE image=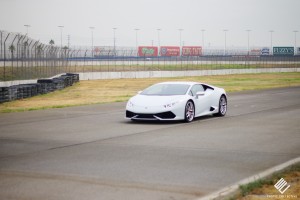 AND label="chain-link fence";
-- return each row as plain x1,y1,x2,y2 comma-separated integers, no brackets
1,31,300,81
